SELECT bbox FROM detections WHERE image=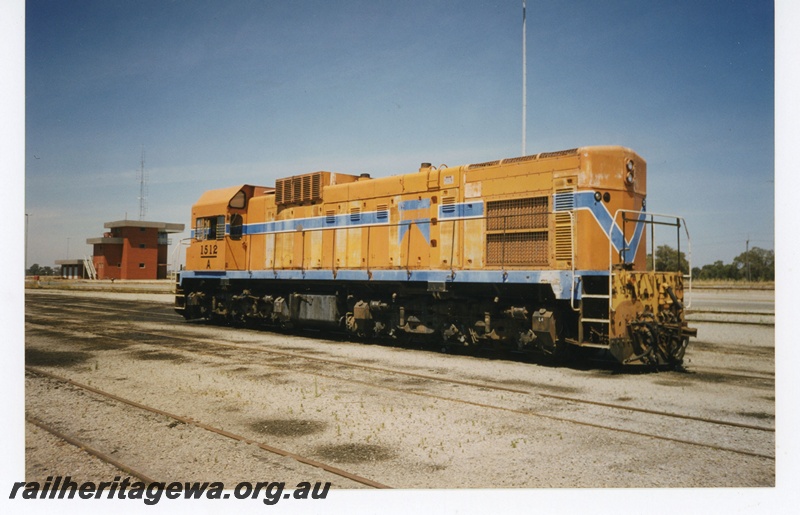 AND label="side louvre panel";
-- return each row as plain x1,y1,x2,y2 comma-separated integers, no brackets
554,187,575,265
